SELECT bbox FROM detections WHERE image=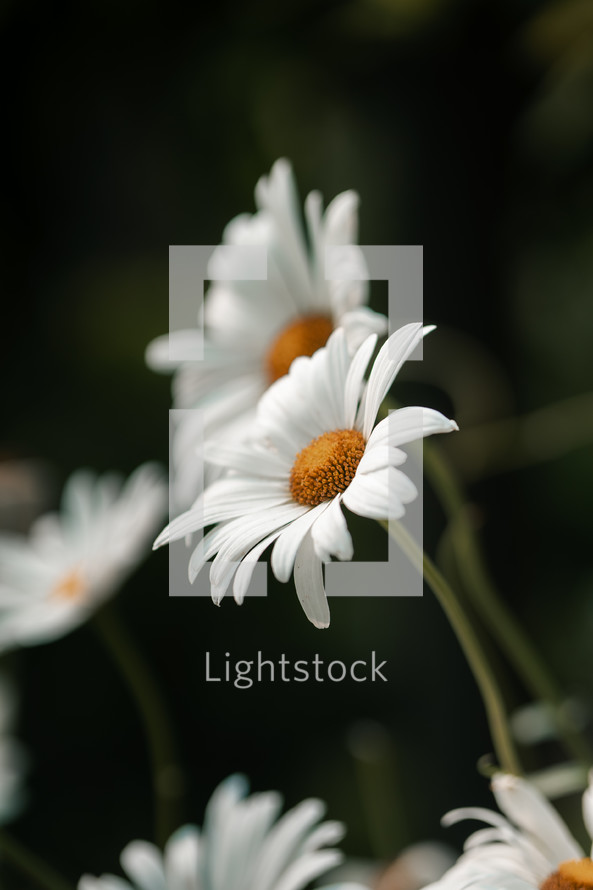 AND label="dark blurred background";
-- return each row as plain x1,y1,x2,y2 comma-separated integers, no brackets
2,0,593,884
